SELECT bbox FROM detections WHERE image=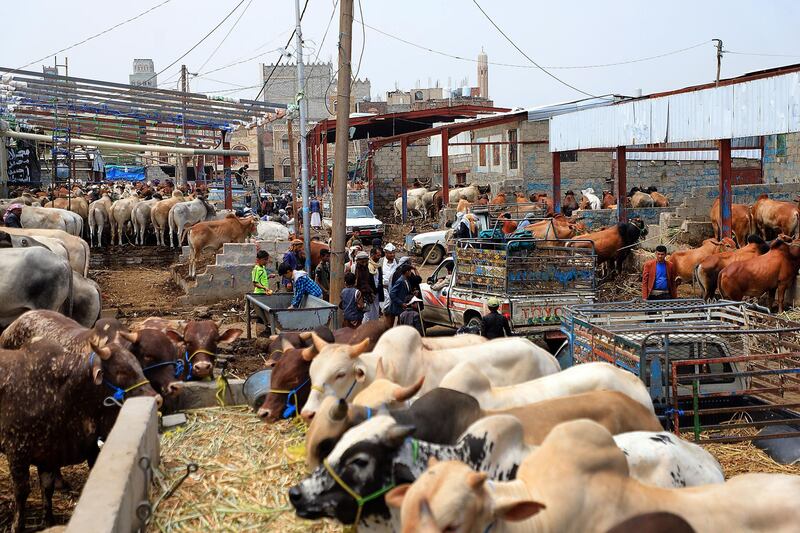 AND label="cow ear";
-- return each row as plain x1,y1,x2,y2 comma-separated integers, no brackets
354,362,368,382
218,328,243,344
493,498,546,522
281,337,295,352
384,484,410,509
300,346,317,361
383,423,416,448
311,332,330,352
394,375,425,402
348,338,371,359
467,472,487,489
375,358,386,379
329,398,348,421
91,355,104,385
165,330,184,344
